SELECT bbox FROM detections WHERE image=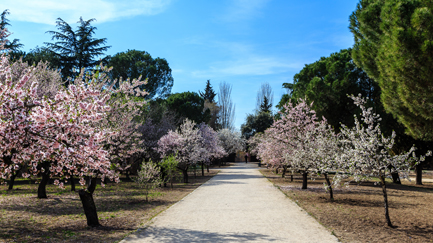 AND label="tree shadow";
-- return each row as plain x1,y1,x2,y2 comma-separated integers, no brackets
126,226,281,242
